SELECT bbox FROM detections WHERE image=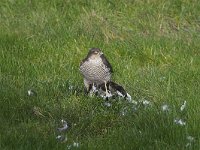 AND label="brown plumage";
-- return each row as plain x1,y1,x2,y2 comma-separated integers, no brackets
80,48,113,93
